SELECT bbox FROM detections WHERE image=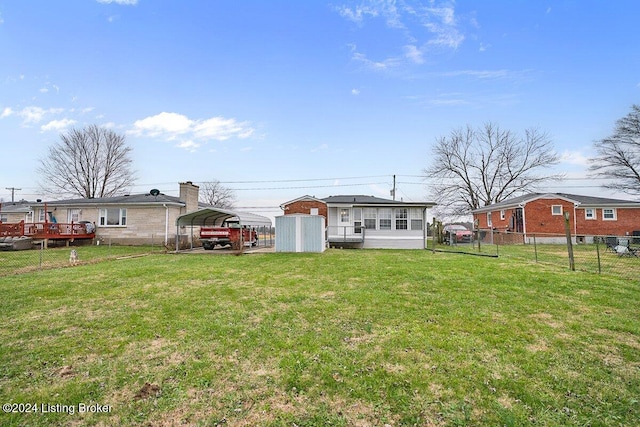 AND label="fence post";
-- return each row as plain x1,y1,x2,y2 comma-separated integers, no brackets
432,217,437,253
564,211,575,271
595,237,601,274
533,235,538,263
39,240,44,270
